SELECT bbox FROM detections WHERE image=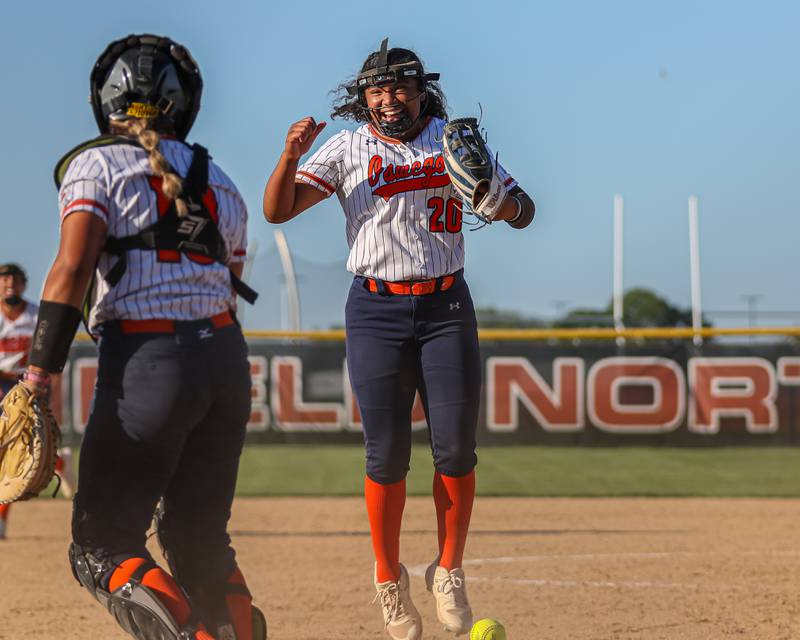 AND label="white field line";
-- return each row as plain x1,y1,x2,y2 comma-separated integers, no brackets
451,576,700,590
407,550,800,591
